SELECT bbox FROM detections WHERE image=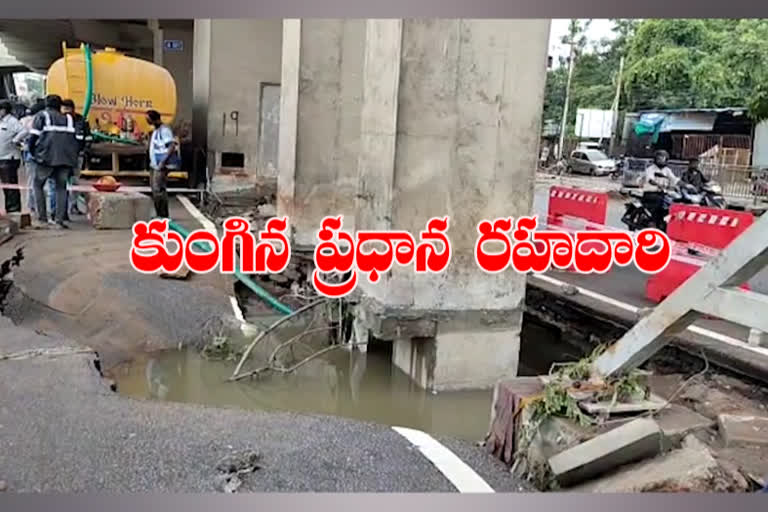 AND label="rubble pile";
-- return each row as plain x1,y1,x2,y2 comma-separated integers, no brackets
487,352,767,493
